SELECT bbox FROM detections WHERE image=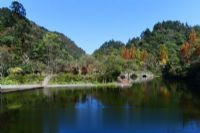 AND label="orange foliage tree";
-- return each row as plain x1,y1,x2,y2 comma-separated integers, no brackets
180,42,191,58
179,30,200,64
189,30,197,44
122,47,142,61
122,47,131,60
